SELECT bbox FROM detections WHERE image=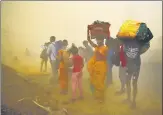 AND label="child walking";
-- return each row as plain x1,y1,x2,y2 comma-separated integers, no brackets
70,46,84,102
